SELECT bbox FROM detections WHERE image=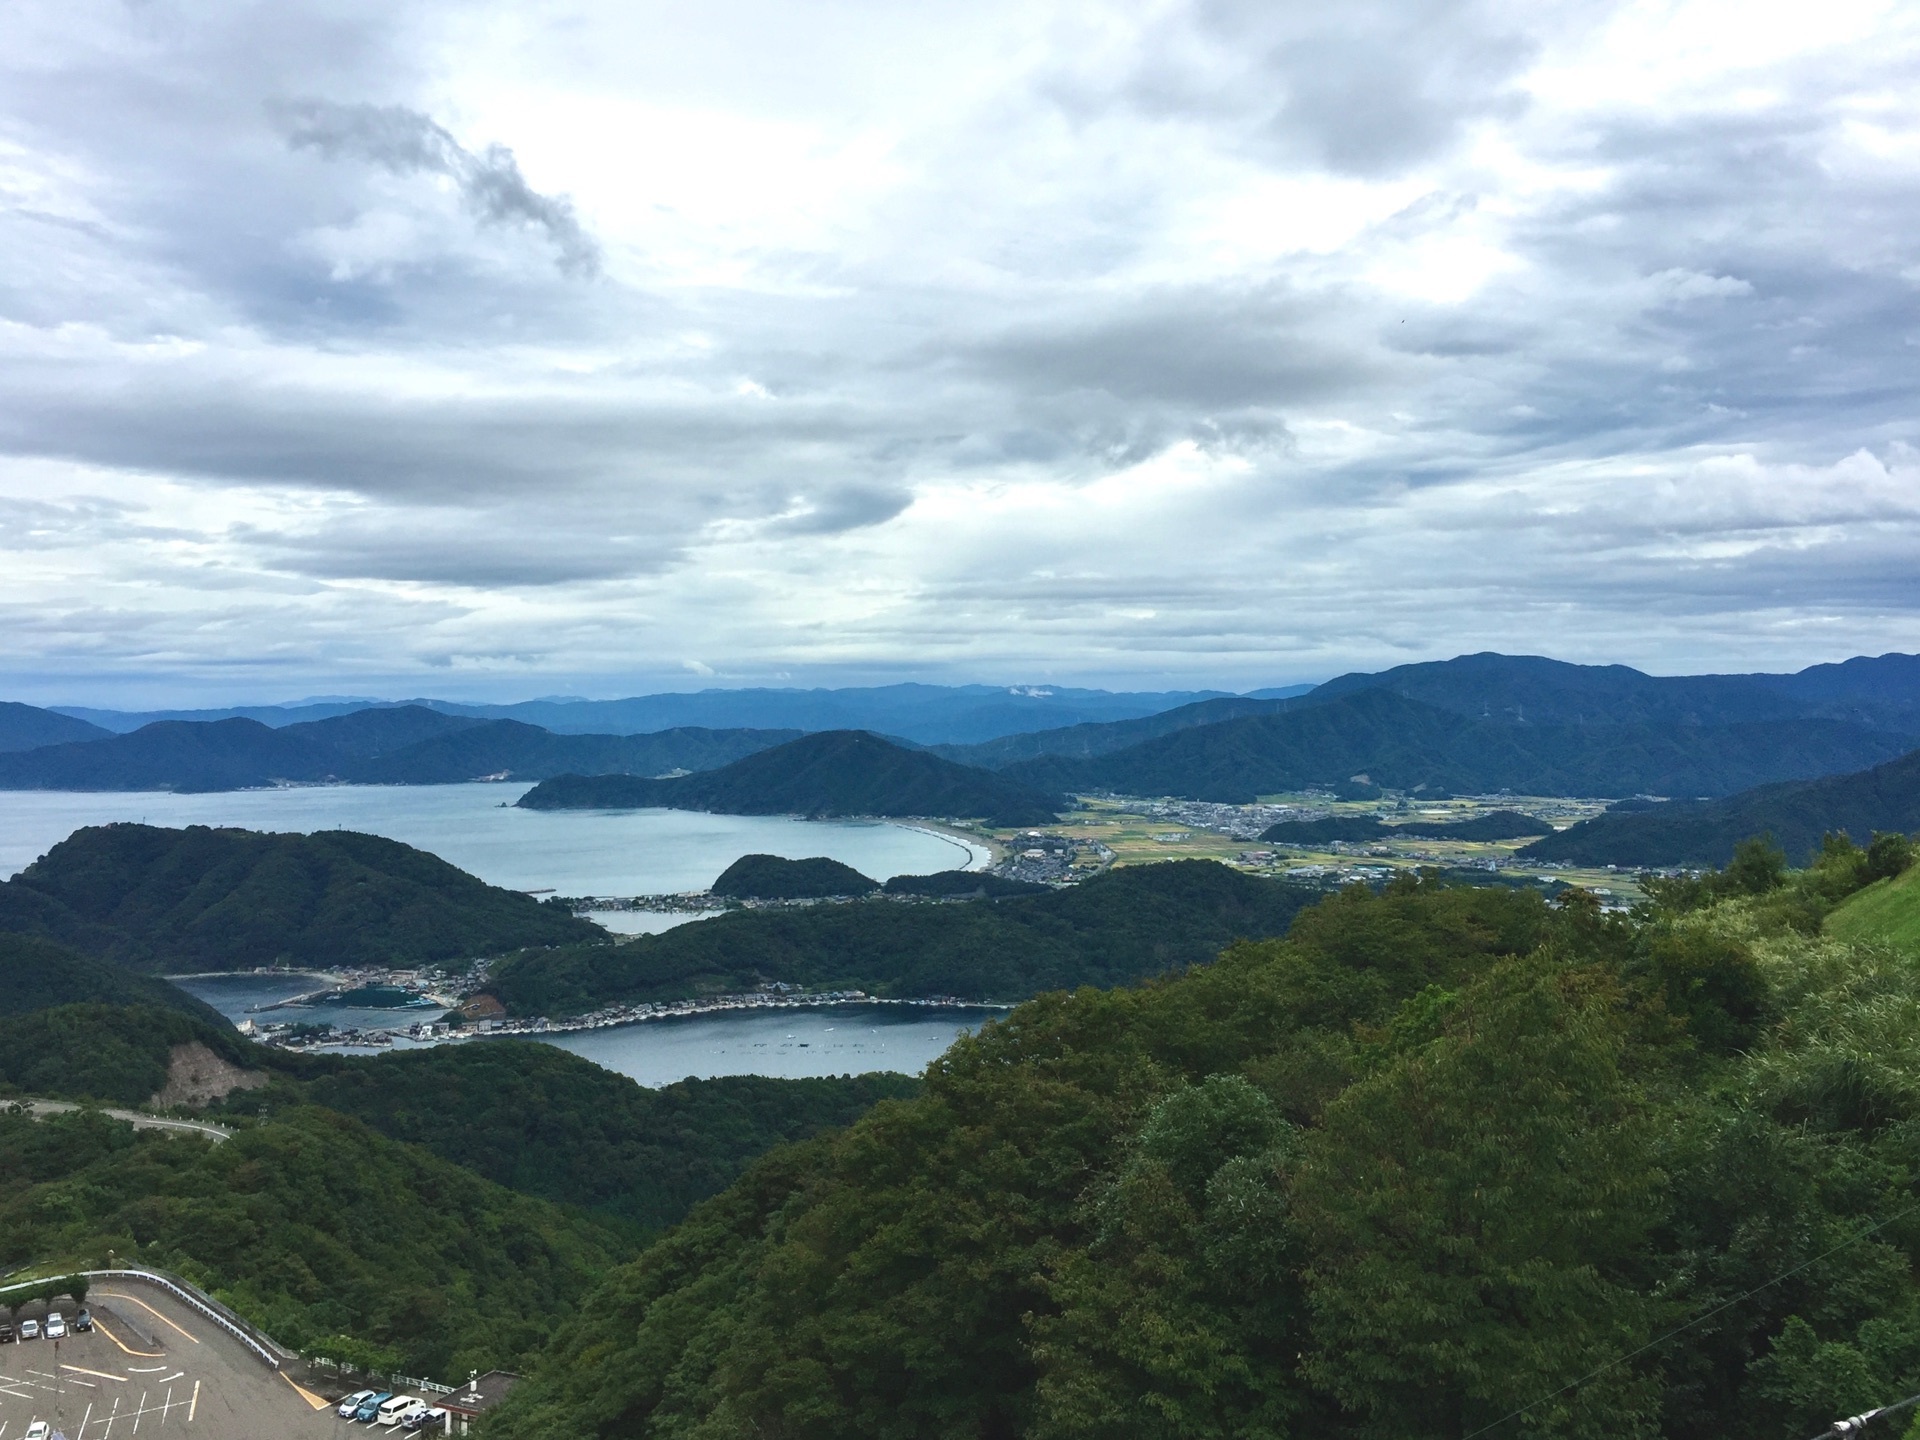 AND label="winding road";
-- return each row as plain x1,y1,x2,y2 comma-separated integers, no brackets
10,1098,233,1143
